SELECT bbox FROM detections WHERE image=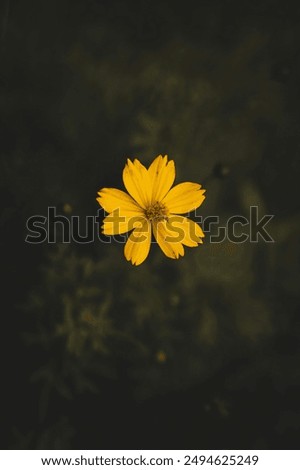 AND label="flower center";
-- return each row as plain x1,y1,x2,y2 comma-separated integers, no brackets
144,201,169,222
